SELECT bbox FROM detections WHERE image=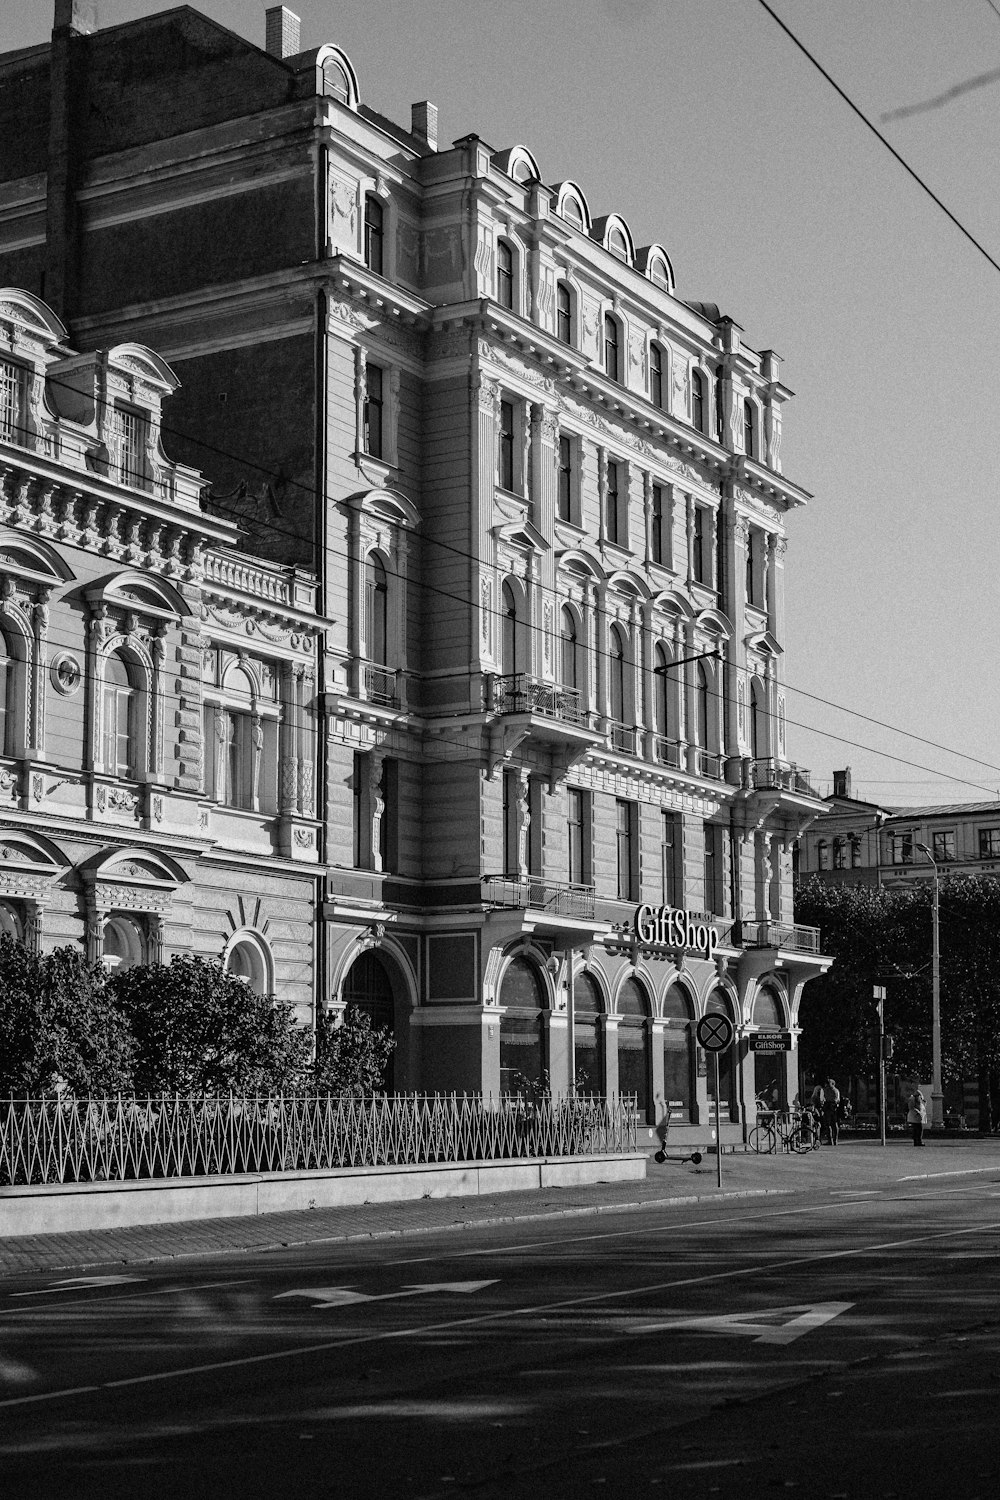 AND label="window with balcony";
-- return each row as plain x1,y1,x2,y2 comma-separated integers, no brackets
560,606,580,690
0,359,27,446
556,281,573,344
567,787,592,886
364,194,384,275
557,433,574,522
661,810,682,906
496,239,515,310
749,677,767,760
979,828,1000,858
500,581,518,677
364,553,393,702
695,660,711,755
363,363,384,459
650,482,667,565
499,399,516,491
650,343,664,409
604,314,621,383
932,830,956,862
616,798,638,901
691,368,705,433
